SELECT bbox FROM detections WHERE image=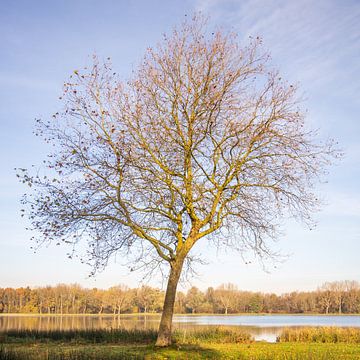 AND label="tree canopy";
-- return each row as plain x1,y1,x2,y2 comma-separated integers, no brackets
19,16,338,346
